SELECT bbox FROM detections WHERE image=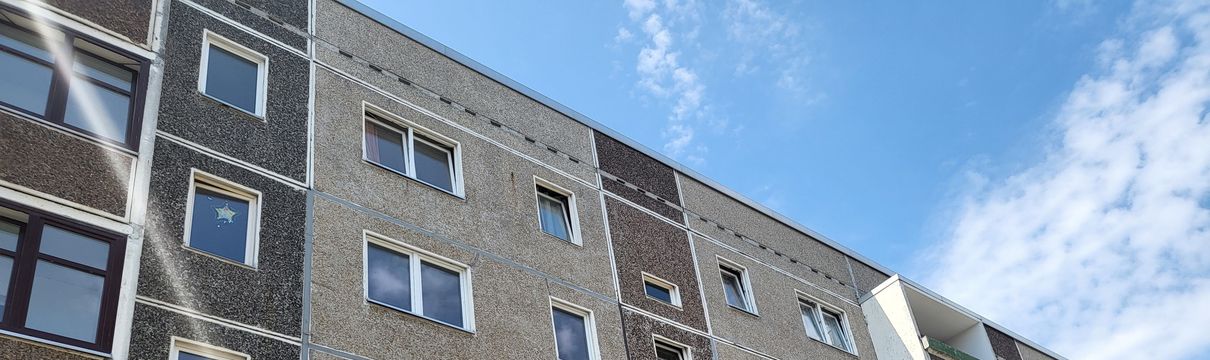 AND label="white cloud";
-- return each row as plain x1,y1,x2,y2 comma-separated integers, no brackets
614,27,633,43
723,0,811,95
922,2,1210,359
